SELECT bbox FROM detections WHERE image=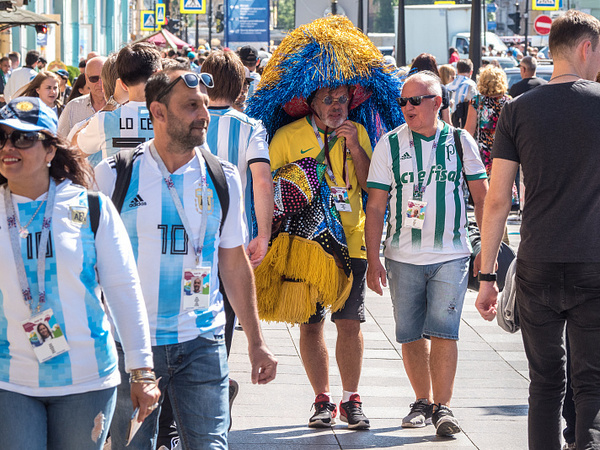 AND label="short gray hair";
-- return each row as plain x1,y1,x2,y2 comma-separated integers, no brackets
520,56,537,72
404,70,443,98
